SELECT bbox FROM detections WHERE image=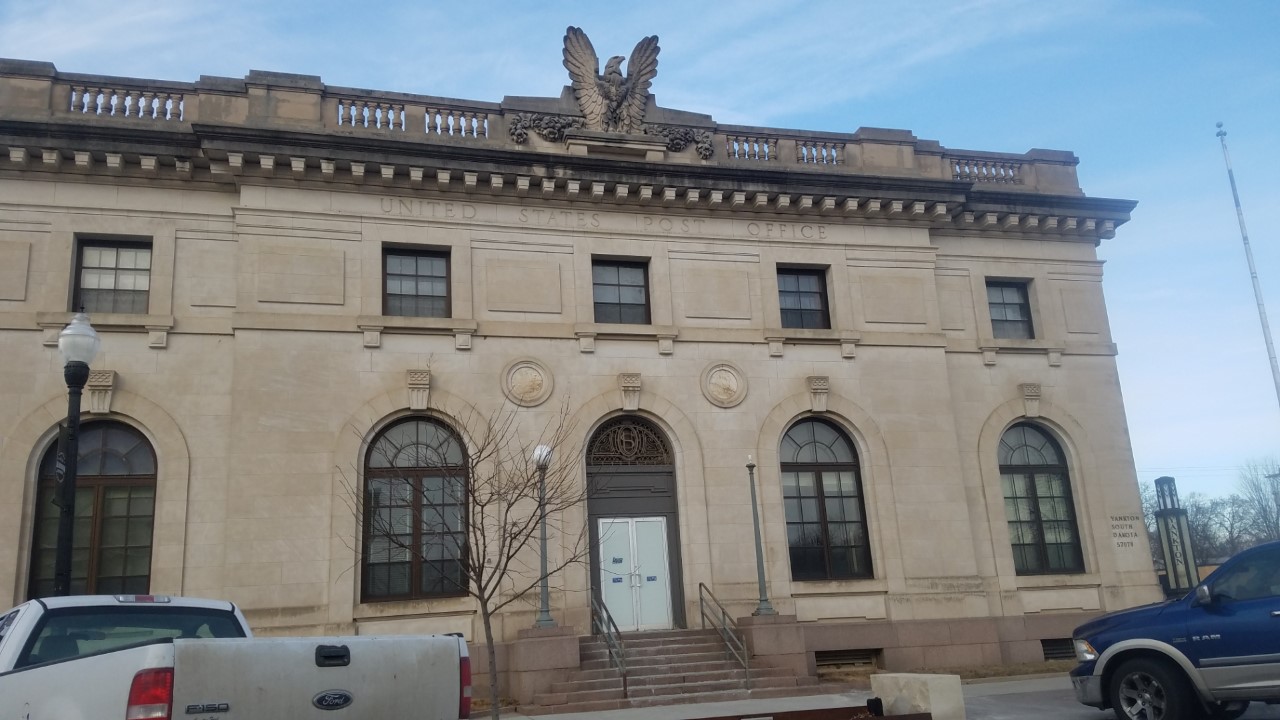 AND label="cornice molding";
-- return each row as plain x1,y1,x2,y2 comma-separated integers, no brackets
2,119,1132,242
